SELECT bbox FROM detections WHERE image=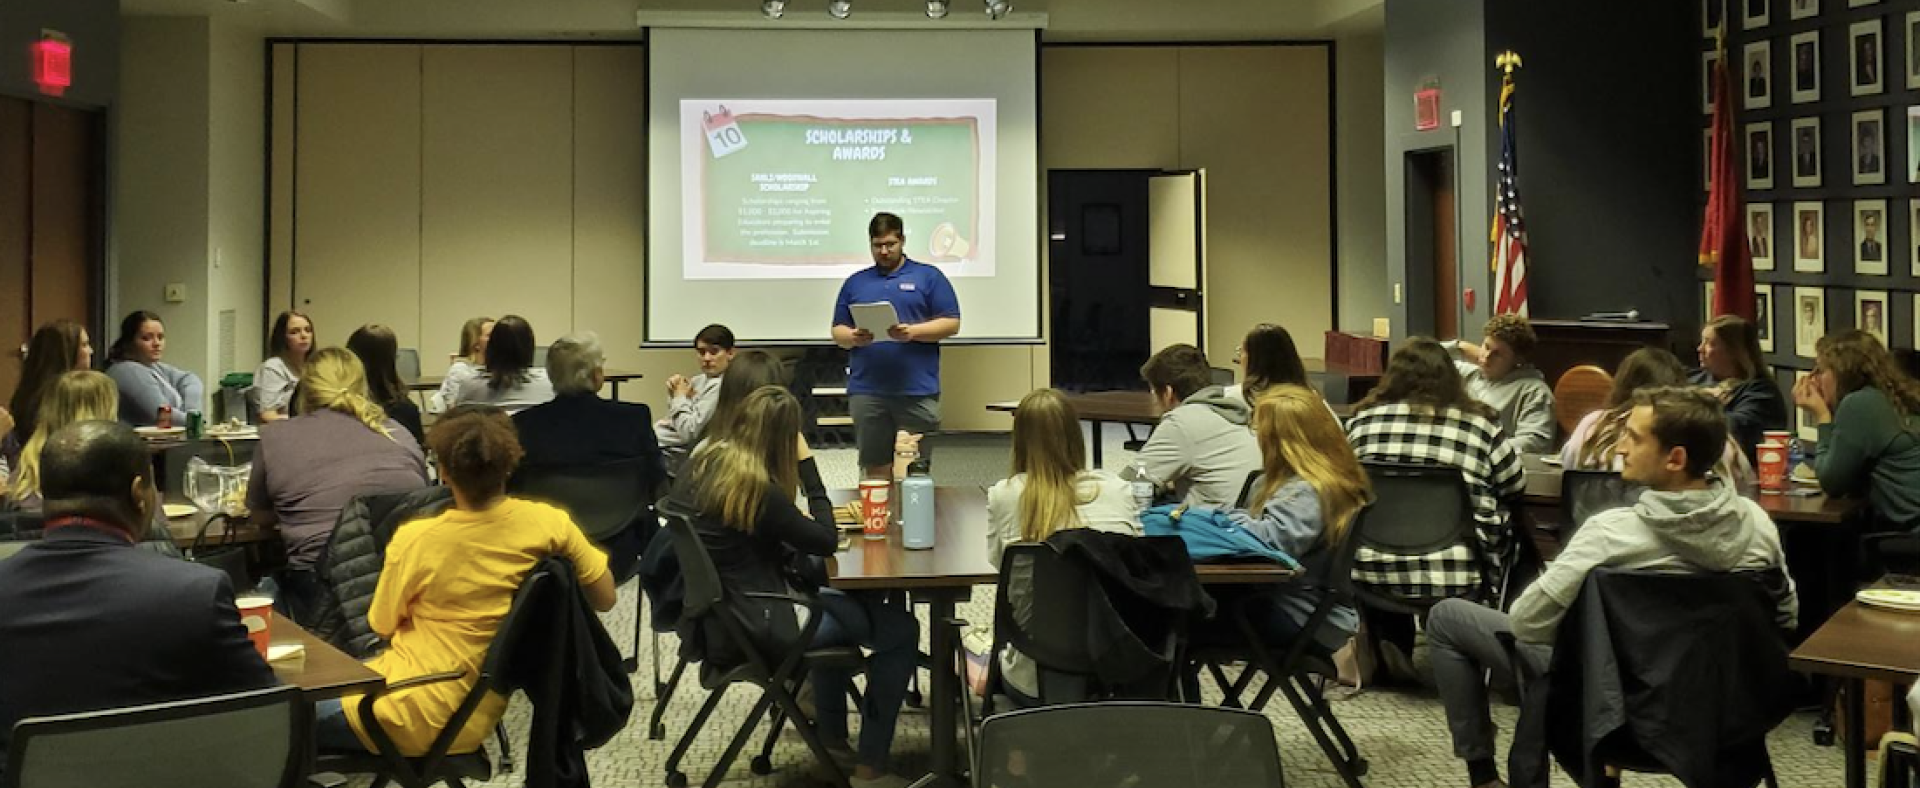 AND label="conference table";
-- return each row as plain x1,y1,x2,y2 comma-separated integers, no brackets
986,390,1355,468
825,486,1294,786
1790,597,1920,788
407,369,645,400
270,612,383,701
1518,453,1863,526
